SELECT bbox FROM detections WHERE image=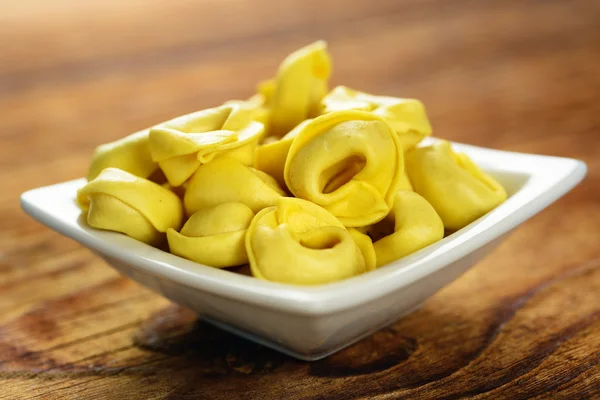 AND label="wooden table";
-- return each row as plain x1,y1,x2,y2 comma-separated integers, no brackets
2,1,599,398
